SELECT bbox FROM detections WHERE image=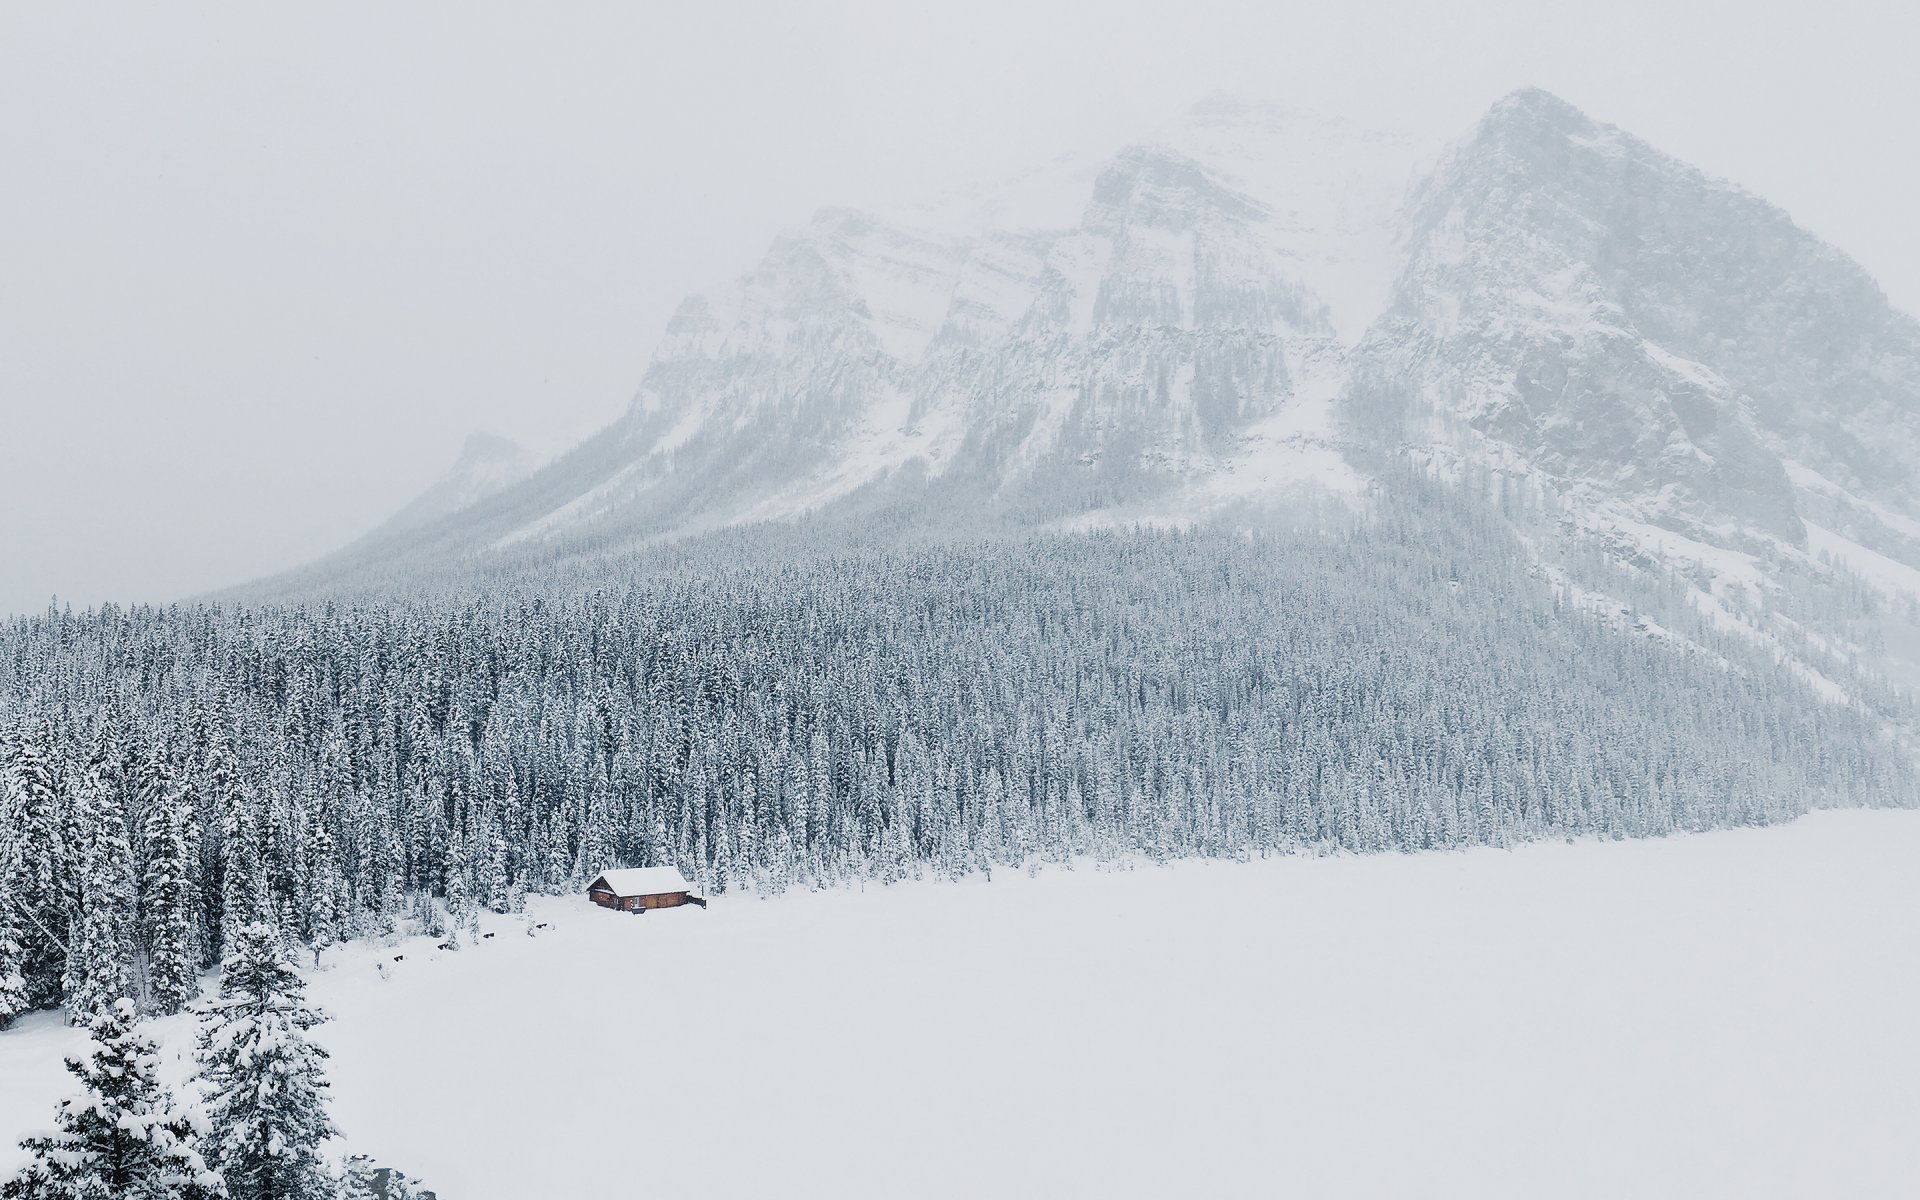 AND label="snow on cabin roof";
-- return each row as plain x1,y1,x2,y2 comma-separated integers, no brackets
590,867,694,897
